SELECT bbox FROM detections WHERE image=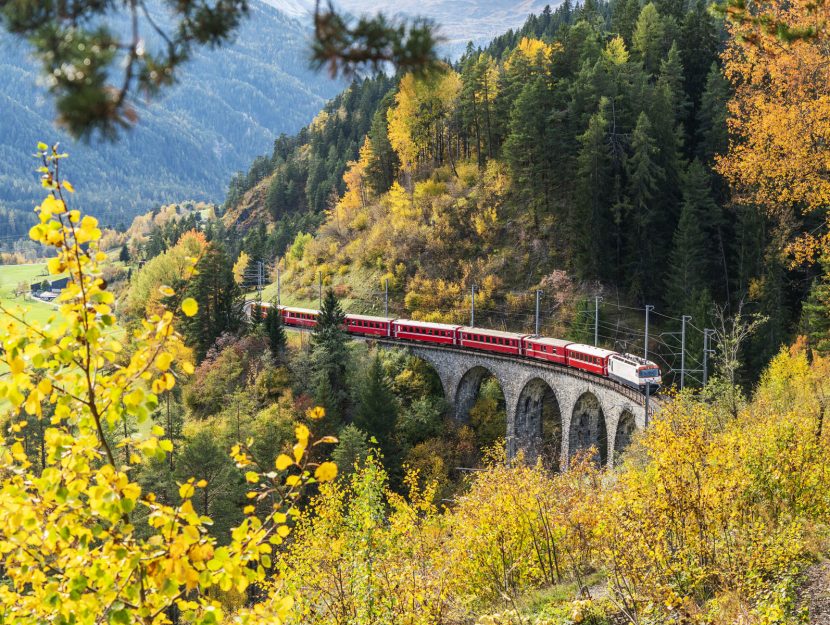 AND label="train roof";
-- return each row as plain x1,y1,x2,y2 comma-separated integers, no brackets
566,344,618,358
525,336,573,348
610,352,659,367
394,319,462,331
346,314,396,323
280,306,320,315
459,326,529,340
